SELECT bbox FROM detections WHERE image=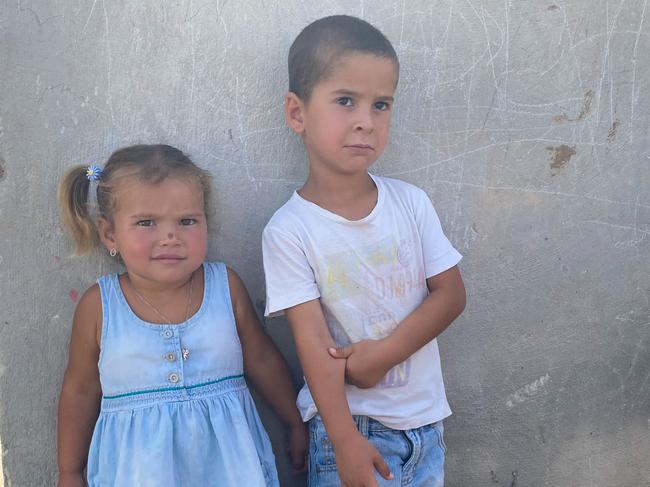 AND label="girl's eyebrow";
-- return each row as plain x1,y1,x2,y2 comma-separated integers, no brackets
128,213,155,219
128,212,204,219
